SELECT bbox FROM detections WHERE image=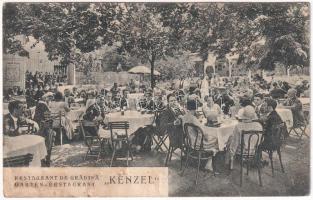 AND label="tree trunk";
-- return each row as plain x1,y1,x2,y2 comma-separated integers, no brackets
150,55,155,89
285,65,289,76
150,61,155,89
